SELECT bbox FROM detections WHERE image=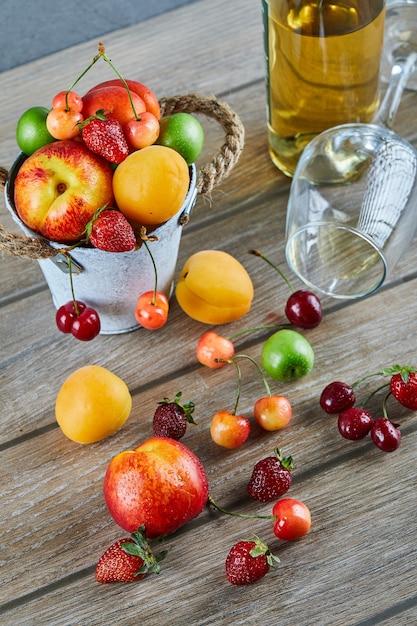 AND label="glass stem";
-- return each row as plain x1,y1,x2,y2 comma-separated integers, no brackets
373,51,417,129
